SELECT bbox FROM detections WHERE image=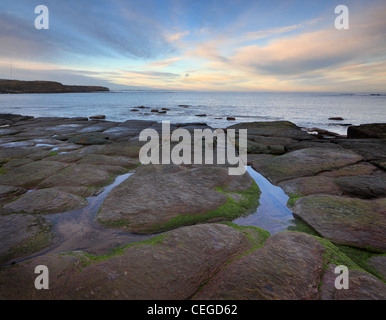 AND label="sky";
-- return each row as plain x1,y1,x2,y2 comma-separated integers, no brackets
0,0,385,92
